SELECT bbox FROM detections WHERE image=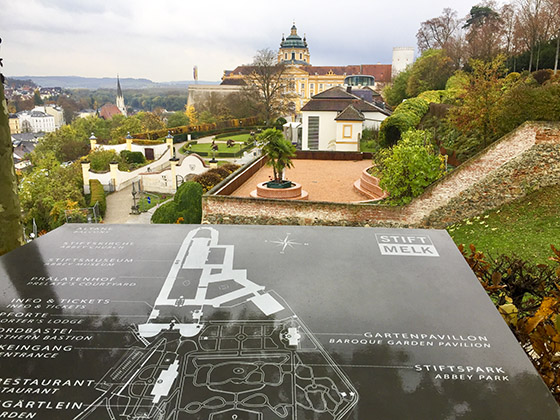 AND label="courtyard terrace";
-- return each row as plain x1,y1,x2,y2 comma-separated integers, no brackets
229,159,372,203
